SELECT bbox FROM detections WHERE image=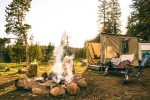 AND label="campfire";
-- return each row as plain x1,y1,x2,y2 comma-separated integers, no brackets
15,33,87,96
